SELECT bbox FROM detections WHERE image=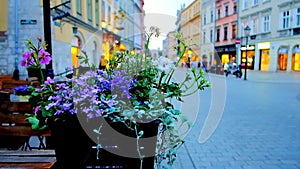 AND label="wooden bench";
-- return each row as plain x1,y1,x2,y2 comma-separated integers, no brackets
0,100,51,150
0,75,40,94
0,98,55,168
0,75,13,80
0,79,30,93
